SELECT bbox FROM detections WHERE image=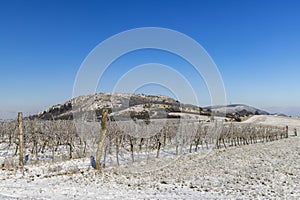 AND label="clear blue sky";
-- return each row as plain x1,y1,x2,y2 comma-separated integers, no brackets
1,0,300,118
